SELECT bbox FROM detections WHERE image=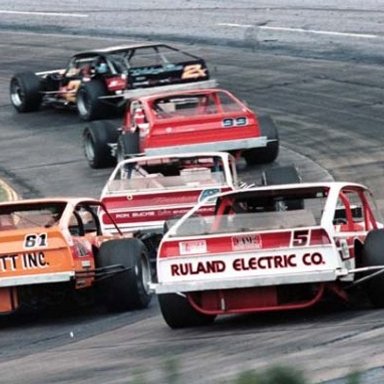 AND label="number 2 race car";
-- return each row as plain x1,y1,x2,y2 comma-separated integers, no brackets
83,88,279,168
0,197,151,315
99,152,242,273
152,182,384,328
10,43,214,121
